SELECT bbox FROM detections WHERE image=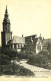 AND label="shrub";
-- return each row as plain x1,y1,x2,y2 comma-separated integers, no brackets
2,48,17,59
0,54,10,65
17,51,35,60
17,52,28,59
1,63,34,76
39,51,49,55
27,53,51,69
